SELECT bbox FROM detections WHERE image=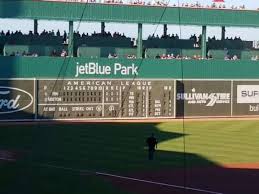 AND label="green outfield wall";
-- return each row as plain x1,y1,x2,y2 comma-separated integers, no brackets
1,1,259,27
1,57,259,79
1,57,259,121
